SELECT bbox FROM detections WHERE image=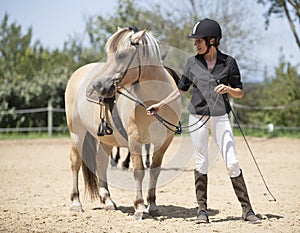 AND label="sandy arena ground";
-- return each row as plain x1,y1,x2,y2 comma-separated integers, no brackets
0,136,299,233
